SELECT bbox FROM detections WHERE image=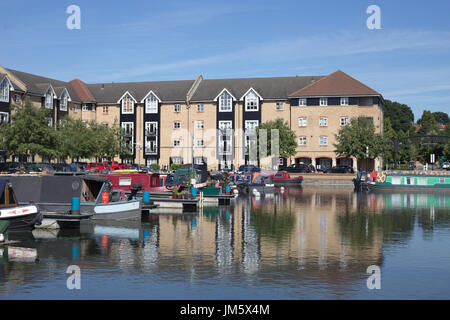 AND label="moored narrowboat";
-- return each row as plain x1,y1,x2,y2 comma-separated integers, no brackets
367,171,450,193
